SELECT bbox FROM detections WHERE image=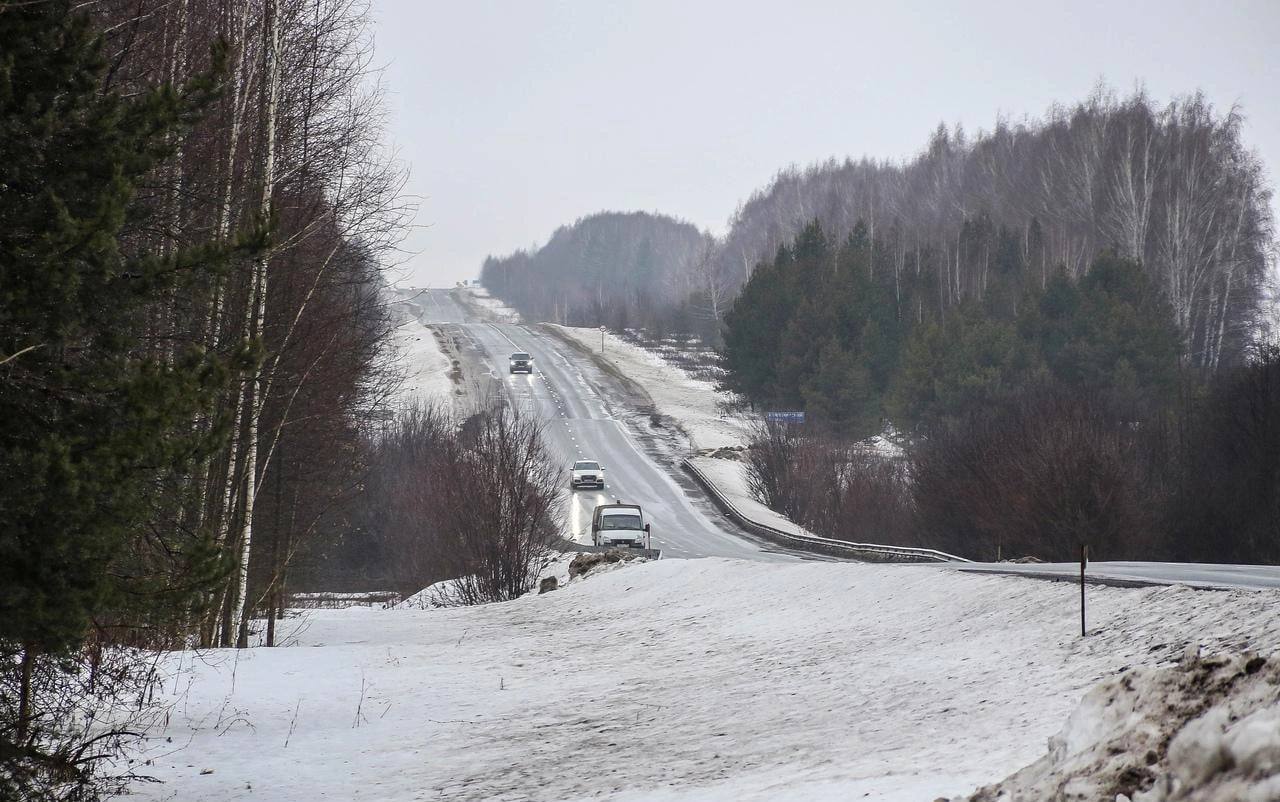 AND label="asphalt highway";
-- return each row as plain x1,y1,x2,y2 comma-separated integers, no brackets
409,289,805,562
405,288,1280,590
